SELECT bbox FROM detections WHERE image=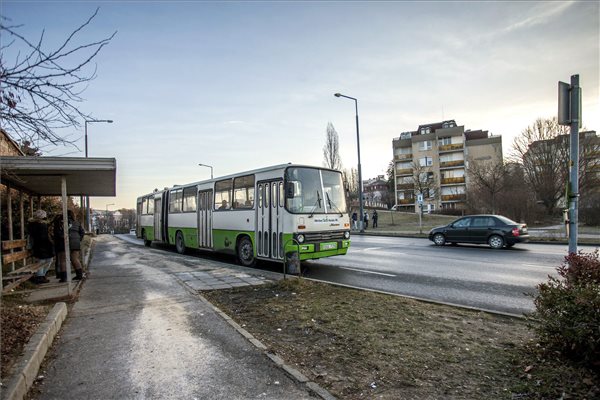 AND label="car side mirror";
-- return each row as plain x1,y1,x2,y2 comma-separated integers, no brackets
285,182,295,199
